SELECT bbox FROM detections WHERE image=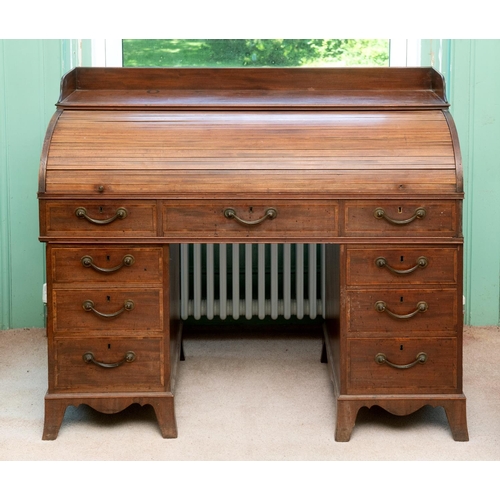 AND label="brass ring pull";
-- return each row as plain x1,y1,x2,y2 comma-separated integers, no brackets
374,207,426,225
375,352,428,369
82,299,135,318
224,207,278,226
375,300,428,319
375,256,428,274
83,351,136,368
81,254,135,273
75,207,128,225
